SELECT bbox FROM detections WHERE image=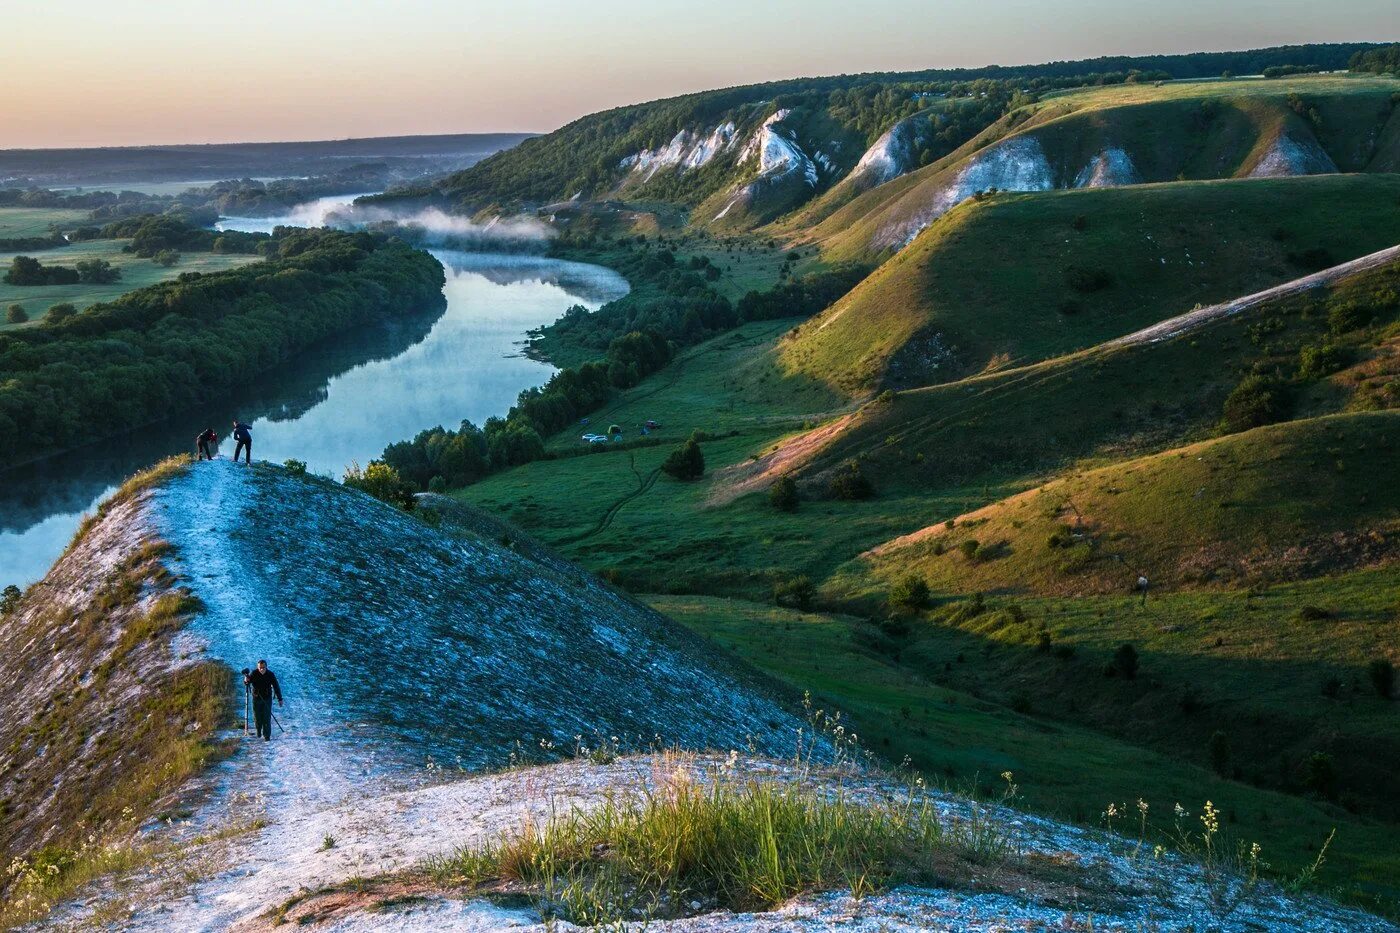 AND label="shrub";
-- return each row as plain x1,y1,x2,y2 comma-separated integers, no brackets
768,475,799,511
74,258,121,284
1368,658,1395,699
1063,264,1113,293
1296,605,1331,621
152,249,181,268
1046,526,1073,549
661,437,705,480
5,304,26,324
46,303,78,324
829,461,873,500
1296,342,1349,380
1111,643,1139,680
427,475,447,494
1208,731,1231,774
773,575,815,610
282,459,308,477
1221,374,1289,433
1327,297,1374,334
342,461,417,511
889,575,930,612
1301,752,1337,799
1036,630,1052,653
0,584,20,616
959,539,980,562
